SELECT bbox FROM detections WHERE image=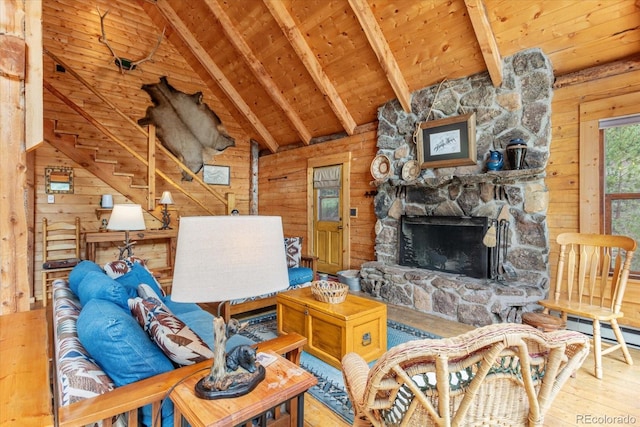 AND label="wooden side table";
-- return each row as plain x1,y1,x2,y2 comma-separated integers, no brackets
170,351,317,427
